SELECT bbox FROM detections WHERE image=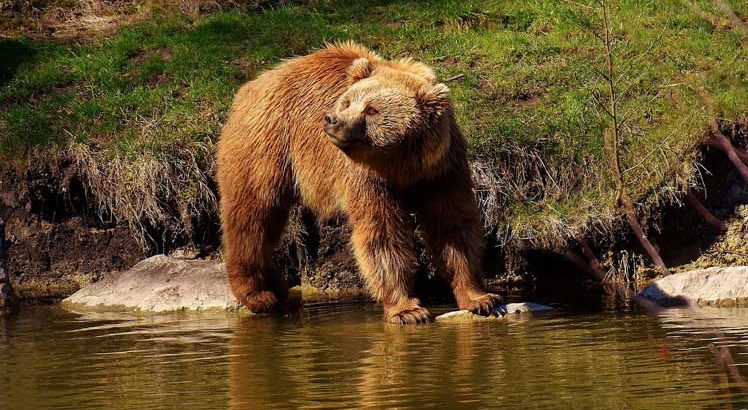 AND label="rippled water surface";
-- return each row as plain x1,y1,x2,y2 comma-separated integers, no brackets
2,301,748,409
